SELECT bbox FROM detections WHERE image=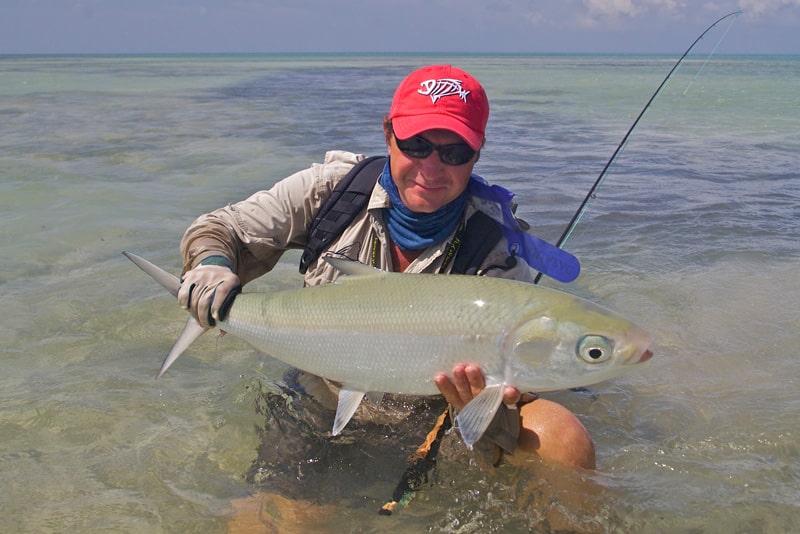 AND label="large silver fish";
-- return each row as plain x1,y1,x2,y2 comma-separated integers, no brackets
124,252,653,448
